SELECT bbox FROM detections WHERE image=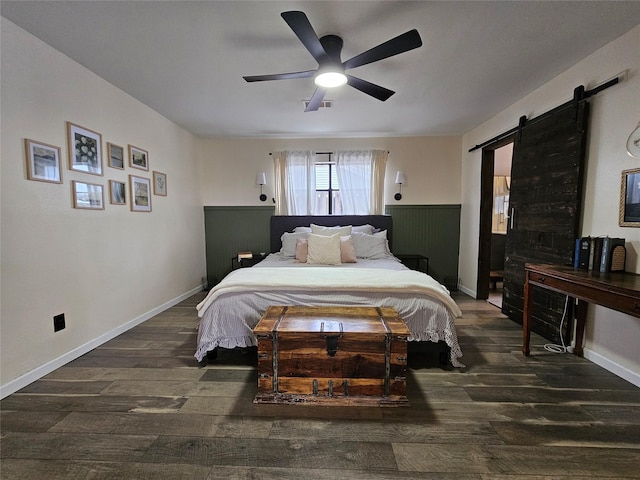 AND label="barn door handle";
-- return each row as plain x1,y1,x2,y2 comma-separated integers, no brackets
510,207,515,229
